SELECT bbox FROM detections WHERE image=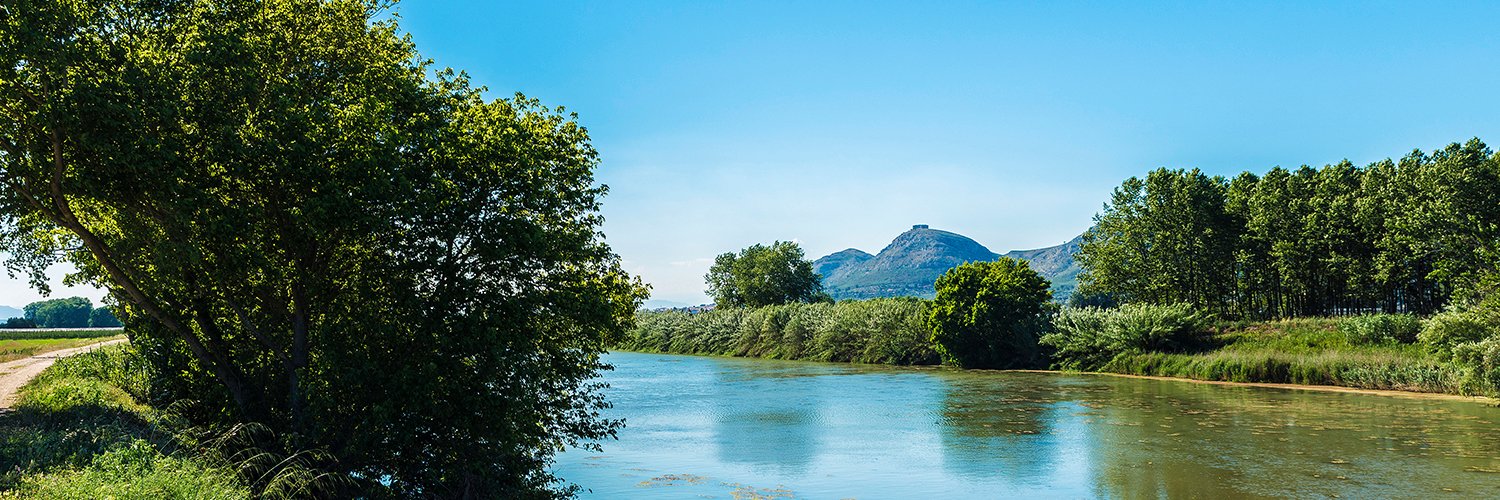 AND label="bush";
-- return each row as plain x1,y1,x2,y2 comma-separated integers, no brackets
1040,302,1211,371
1339,313,1422,345
1420,298,1500,394
1041,307,1115,370
1450,337,1500,395
927,258,1052,369
616,298,938,365
1420,308,1497,360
